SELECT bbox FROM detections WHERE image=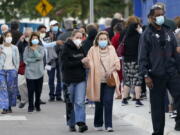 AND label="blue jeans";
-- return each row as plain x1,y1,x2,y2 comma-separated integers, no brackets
0,70,18,109
94,83,115,128
47,65,62,98
67,81,86,126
